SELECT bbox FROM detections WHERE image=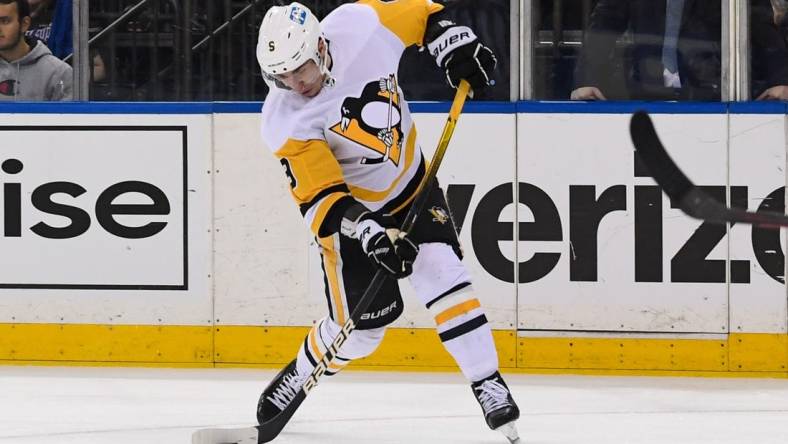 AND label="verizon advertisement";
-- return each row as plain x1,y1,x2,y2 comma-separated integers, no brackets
0,126,187,289
514,113,786,333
